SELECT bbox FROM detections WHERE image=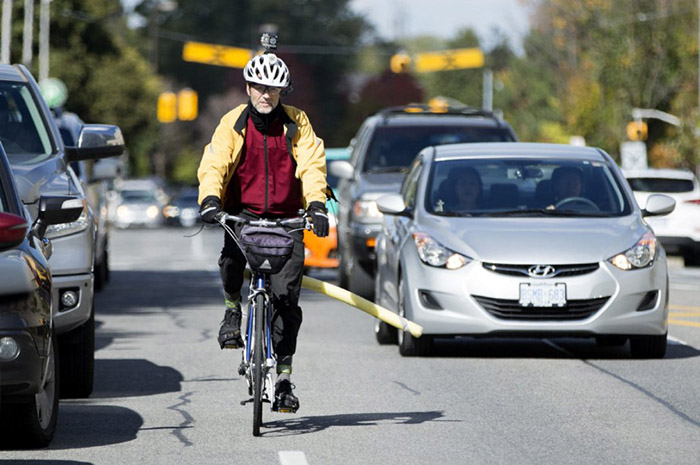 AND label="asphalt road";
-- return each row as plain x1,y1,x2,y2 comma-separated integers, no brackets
2,227,699,464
